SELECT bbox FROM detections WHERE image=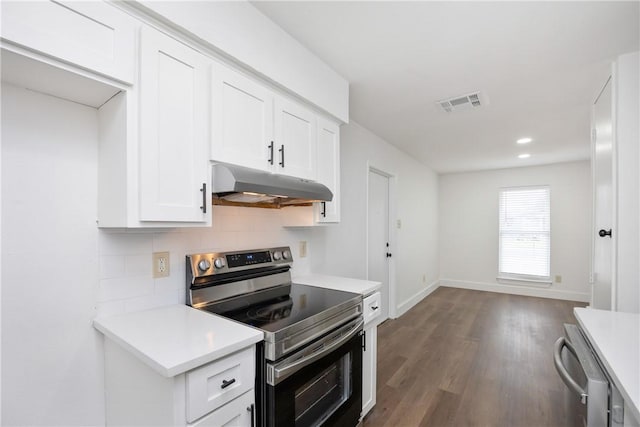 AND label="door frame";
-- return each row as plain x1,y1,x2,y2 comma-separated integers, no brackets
365,163,397,319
